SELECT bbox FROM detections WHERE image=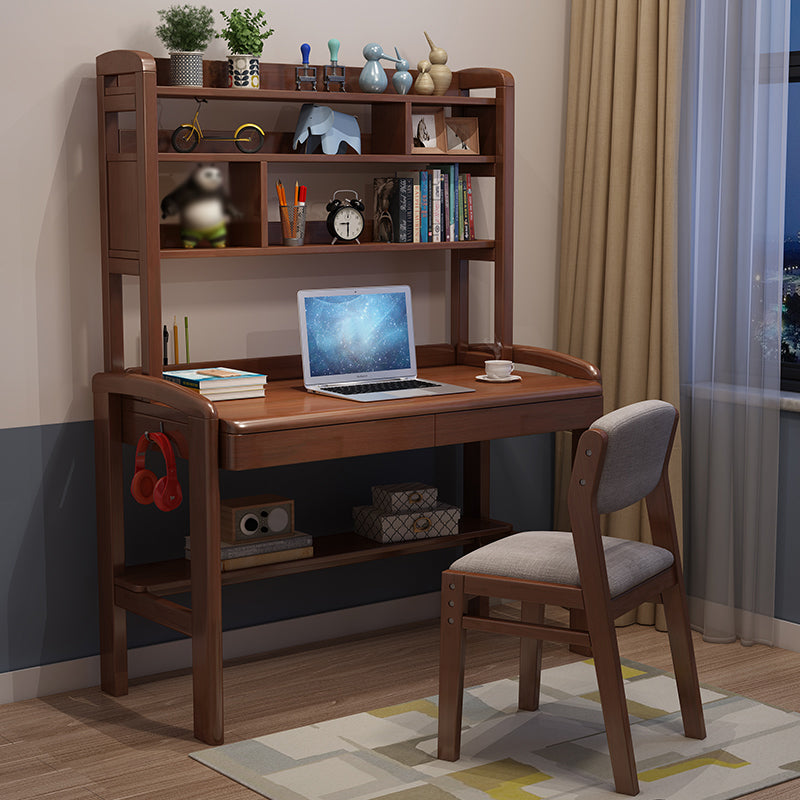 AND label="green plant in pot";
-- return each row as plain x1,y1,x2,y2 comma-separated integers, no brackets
218,8,274,89
156,4,215,86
